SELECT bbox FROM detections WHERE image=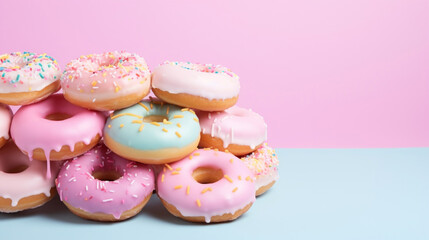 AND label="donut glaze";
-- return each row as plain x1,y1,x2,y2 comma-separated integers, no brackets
104,99,200,164
11,94,105,177
0,141,60,212
197,106,267,155
0,104,12,148
0,52,61,93
157,149,255,223
241,143,279,196
56,145,155,220
61,51,151,110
